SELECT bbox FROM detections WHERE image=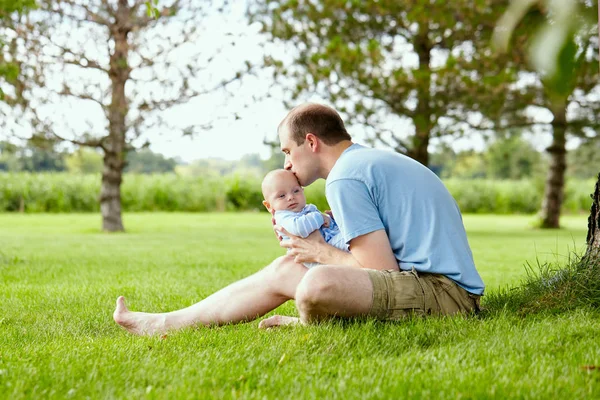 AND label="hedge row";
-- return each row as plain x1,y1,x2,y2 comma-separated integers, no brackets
0,173,595,214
